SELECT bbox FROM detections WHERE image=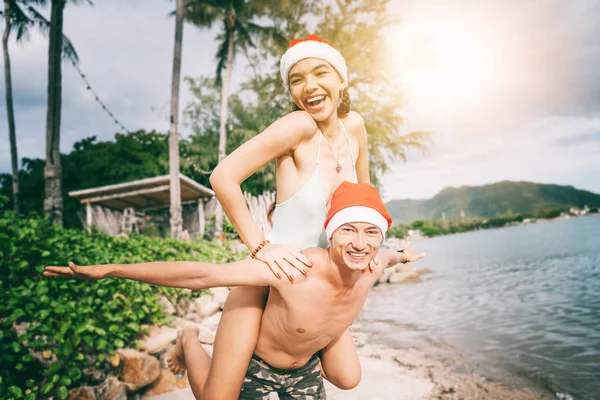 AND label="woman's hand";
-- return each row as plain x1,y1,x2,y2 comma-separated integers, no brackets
44,262,107,280
254,244,313,283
